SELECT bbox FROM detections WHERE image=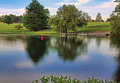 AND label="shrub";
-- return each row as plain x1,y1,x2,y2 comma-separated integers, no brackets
15,25,23,30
